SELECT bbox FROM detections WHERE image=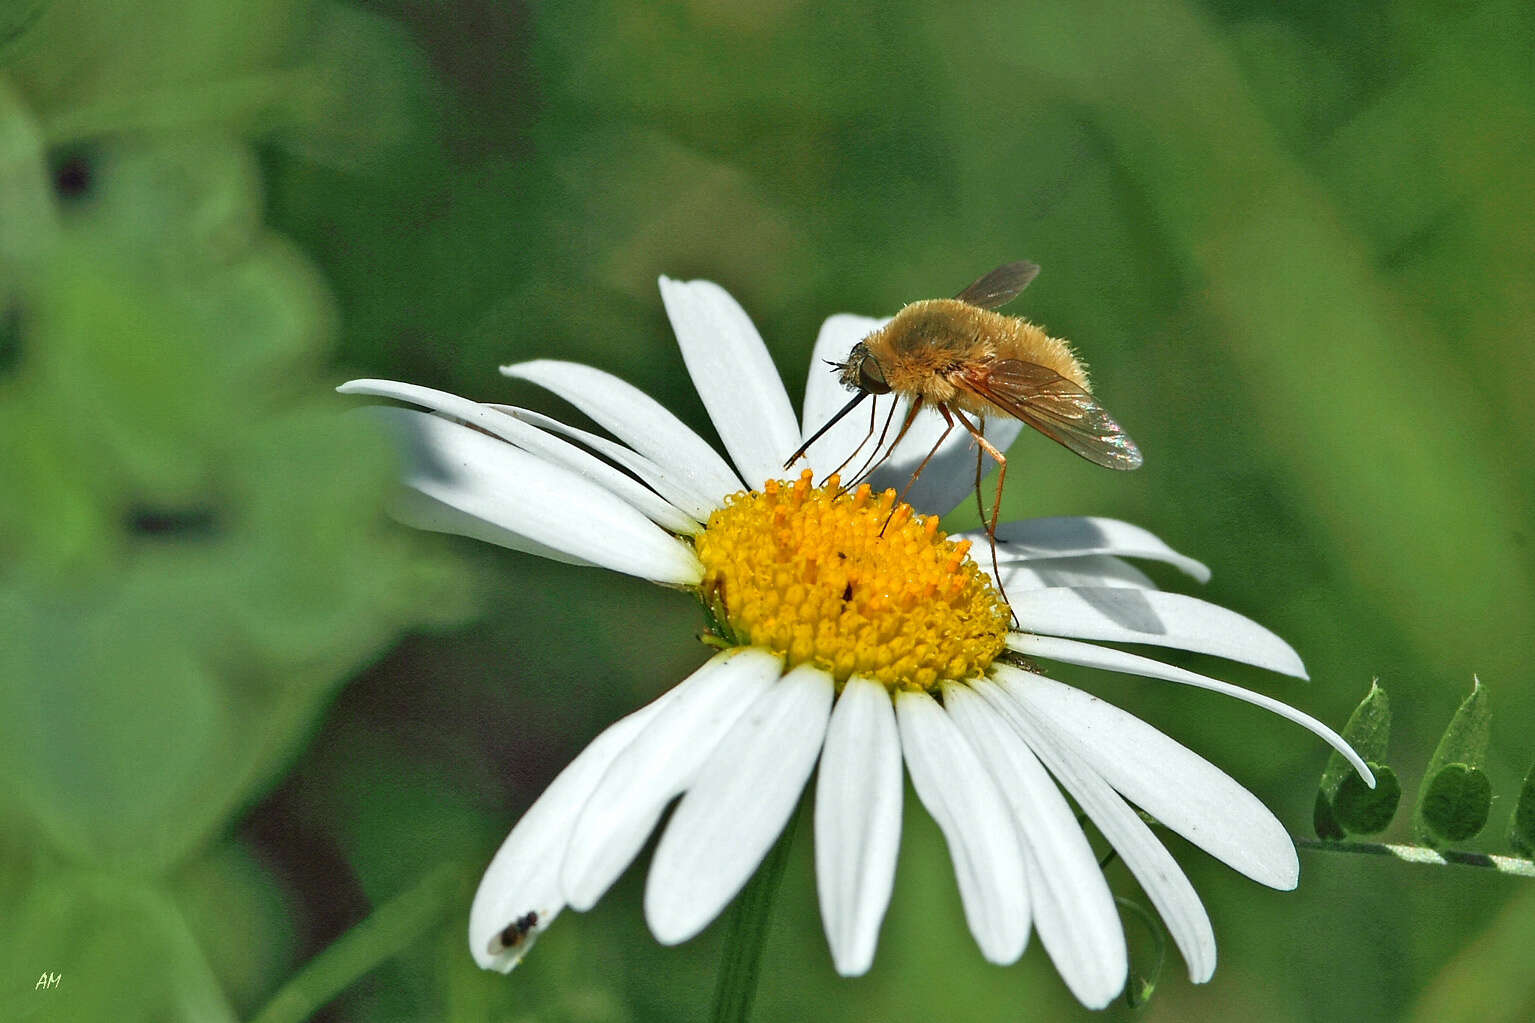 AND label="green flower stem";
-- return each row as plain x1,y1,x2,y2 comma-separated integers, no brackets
1297,839,1535,878
1113,895,1166,1009
711,813,798,1023
250,863,460,1023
